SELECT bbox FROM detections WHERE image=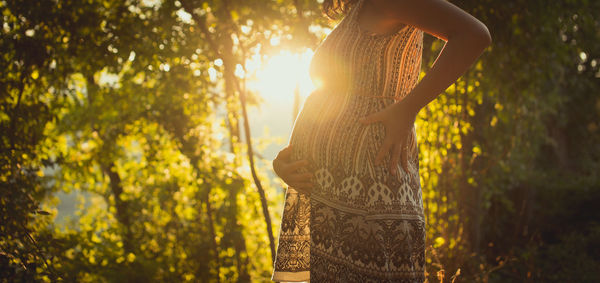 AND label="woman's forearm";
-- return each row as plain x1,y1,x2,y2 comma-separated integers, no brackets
401,30,491,115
